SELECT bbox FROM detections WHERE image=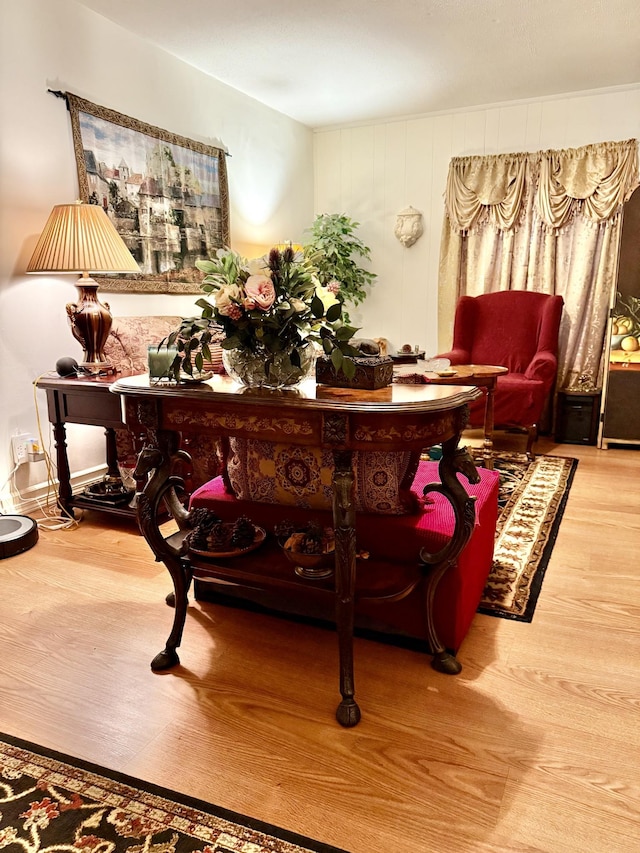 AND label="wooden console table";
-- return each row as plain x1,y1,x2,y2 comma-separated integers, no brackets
111,373,482,727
